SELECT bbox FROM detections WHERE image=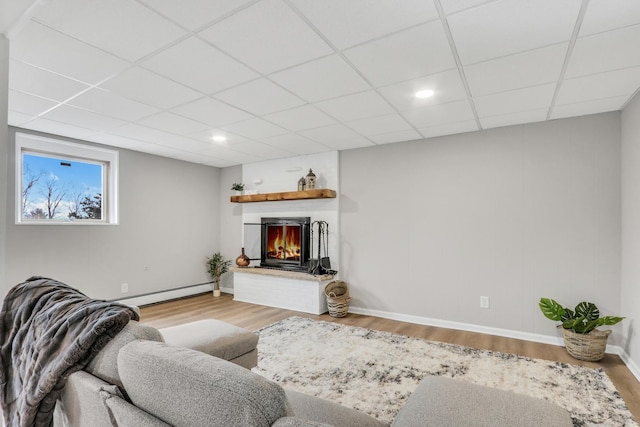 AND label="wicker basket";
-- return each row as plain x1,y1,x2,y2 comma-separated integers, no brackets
325,280,350,318
561,327,612,362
